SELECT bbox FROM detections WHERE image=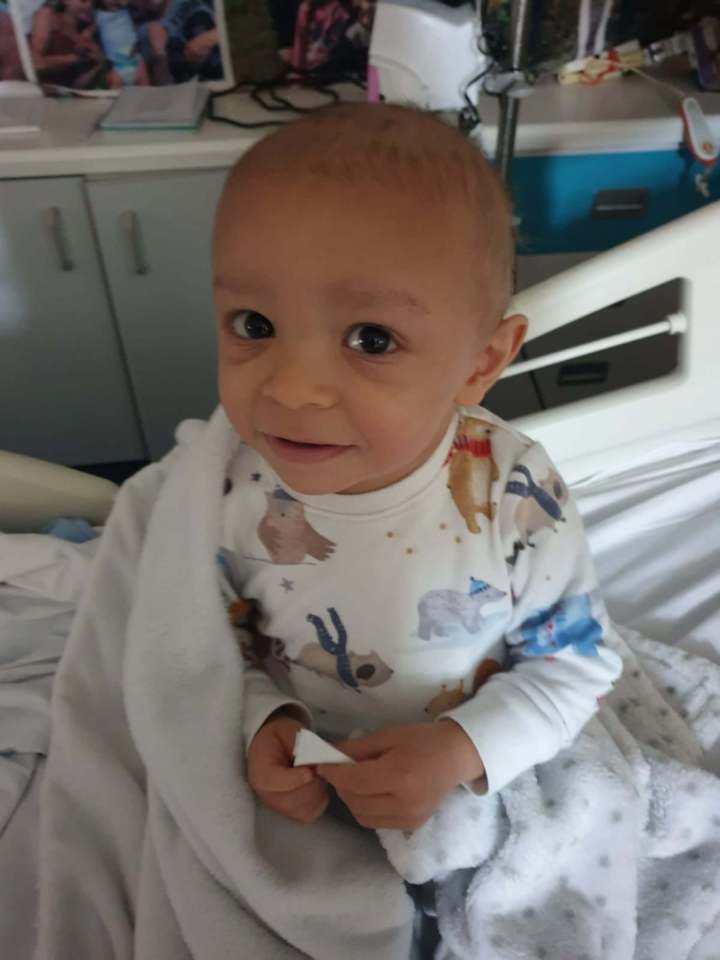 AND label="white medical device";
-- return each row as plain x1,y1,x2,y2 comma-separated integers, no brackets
368,0,487,111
